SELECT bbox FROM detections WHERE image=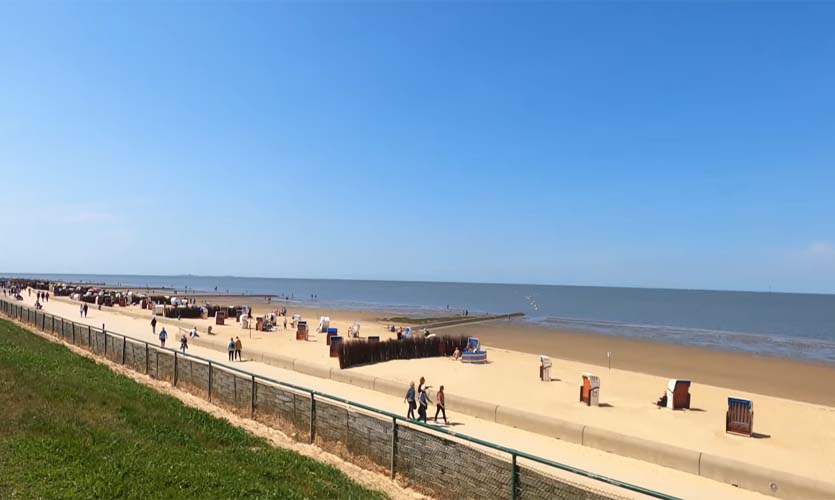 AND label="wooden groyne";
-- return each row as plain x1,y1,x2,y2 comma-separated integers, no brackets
410,312,524,331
